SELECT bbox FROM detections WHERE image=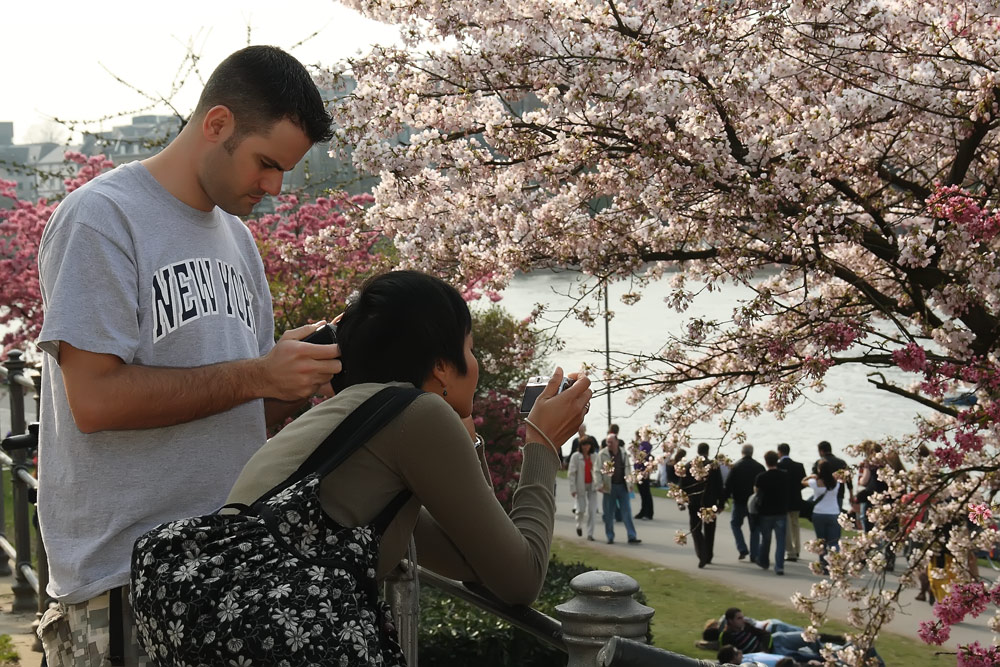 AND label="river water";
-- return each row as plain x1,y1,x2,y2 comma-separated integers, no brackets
2,269,930,465
487,270,933,463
